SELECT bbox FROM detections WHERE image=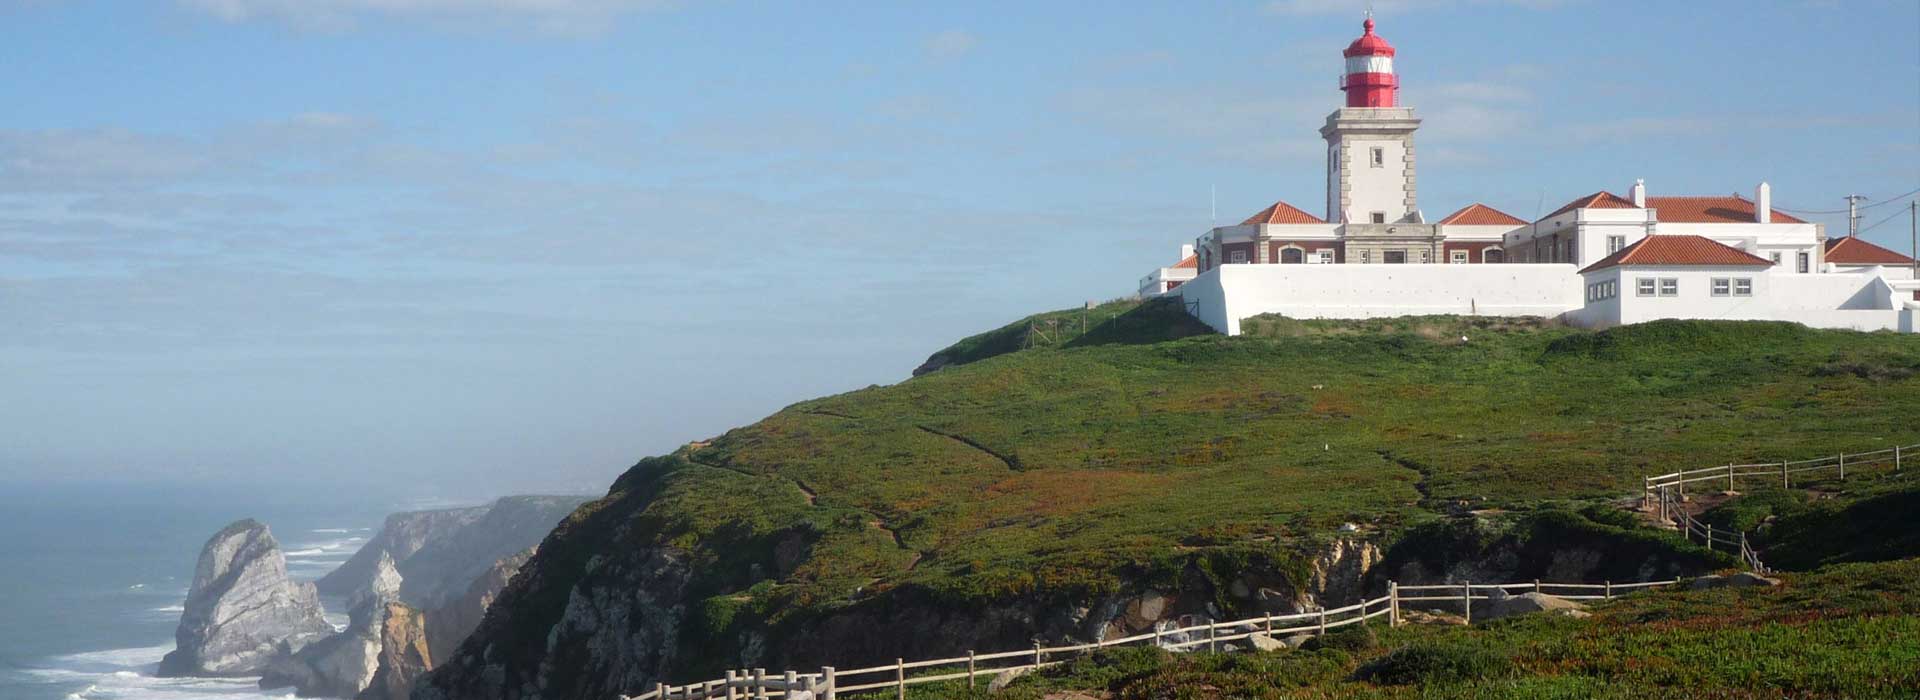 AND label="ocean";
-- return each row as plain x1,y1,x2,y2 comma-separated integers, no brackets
0,480,465,700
